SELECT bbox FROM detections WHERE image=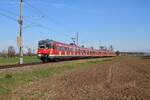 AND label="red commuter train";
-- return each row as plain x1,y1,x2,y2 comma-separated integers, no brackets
37,39,116,62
